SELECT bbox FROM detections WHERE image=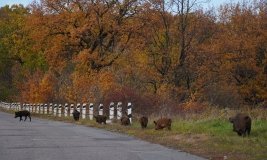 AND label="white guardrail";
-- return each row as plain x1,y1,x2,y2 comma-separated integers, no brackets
0,101,133,123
